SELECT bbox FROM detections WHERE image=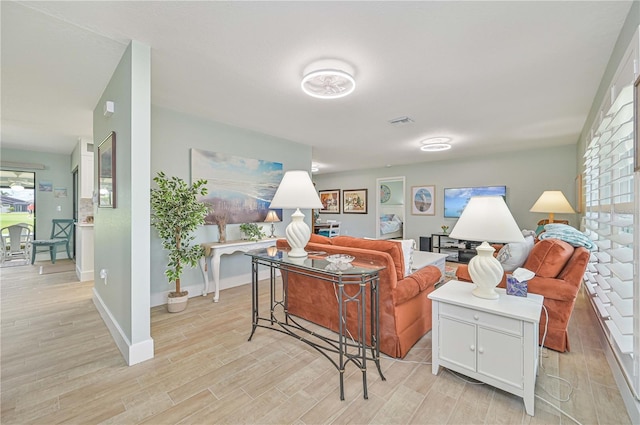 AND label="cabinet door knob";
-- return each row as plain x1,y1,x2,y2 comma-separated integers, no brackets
470,344,475,351
474,314,480,320
478,347,484,354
